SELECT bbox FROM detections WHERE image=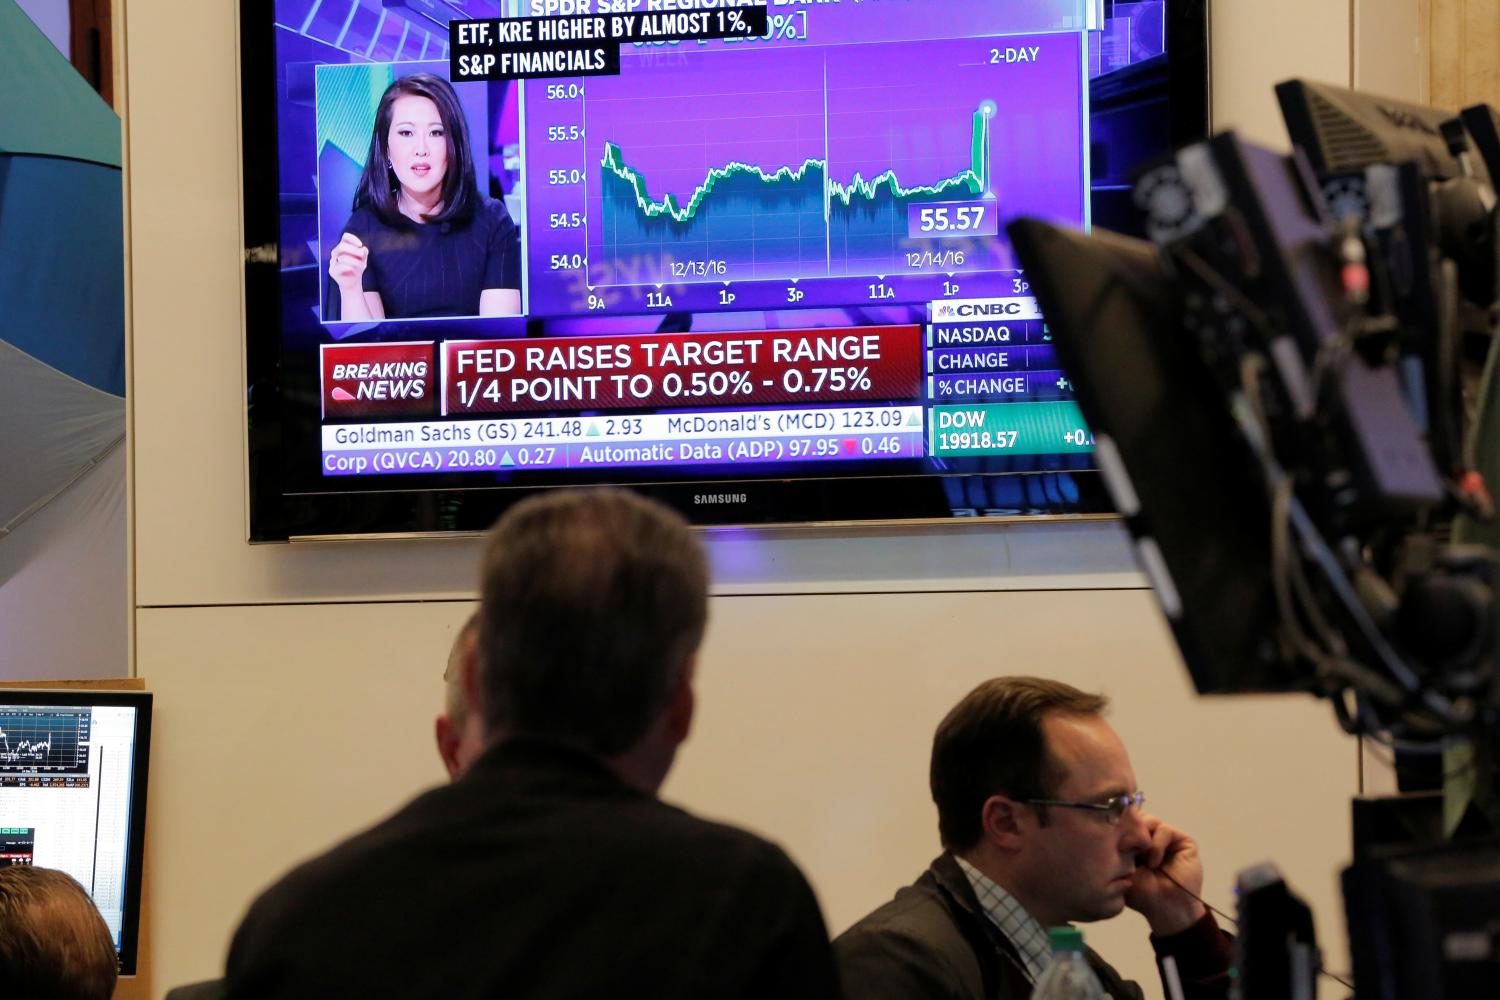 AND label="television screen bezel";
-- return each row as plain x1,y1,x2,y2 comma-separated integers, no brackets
0,688,153,976
240,0,1212,541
